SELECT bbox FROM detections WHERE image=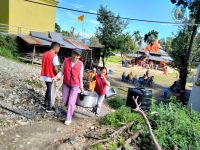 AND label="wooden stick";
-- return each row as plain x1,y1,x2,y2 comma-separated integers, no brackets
90,121,136,146
132,96,162,150
0,104,31,119
117,130,142,150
